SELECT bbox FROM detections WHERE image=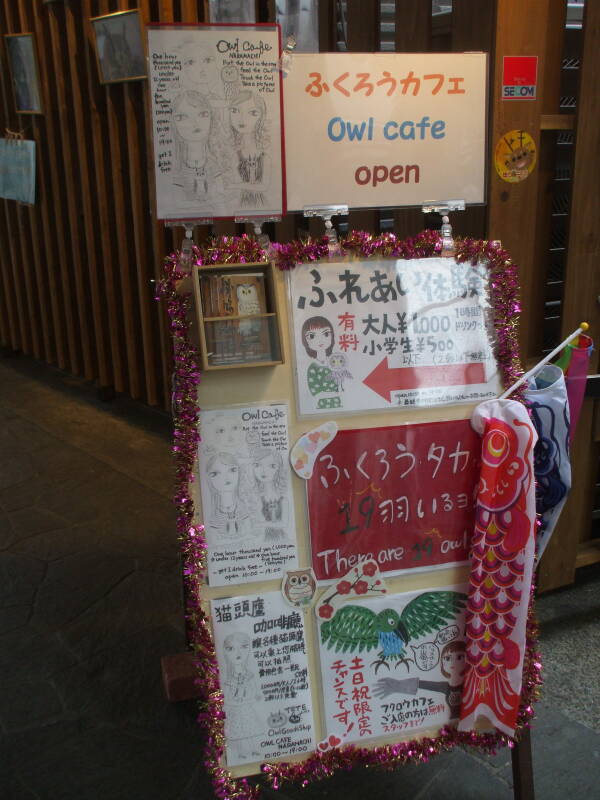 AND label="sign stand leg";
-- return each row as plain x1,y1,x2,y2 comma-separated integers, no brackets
511,728,535,799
